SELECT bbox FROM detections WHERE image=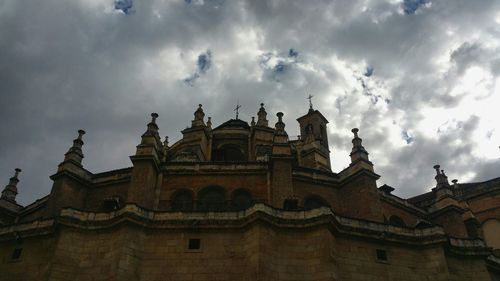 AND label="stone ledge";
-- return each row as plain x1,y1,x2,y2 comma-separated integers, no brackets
447,237,492,256
164,162,268,171
0,219,55,241
487,254,500,270
56,204,449,245
0,203,496,263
